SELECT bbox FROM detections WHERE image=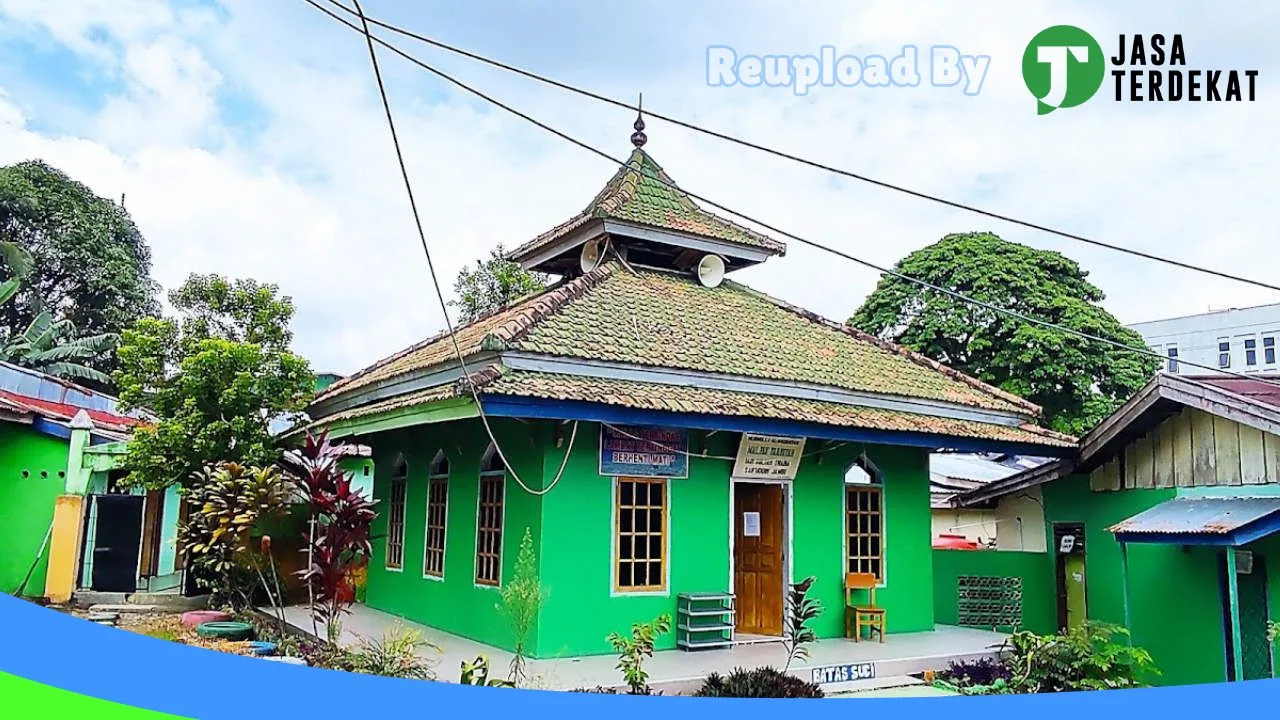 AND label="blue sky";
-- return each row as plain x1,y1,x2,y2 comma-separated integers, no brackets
1,0,1277,374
